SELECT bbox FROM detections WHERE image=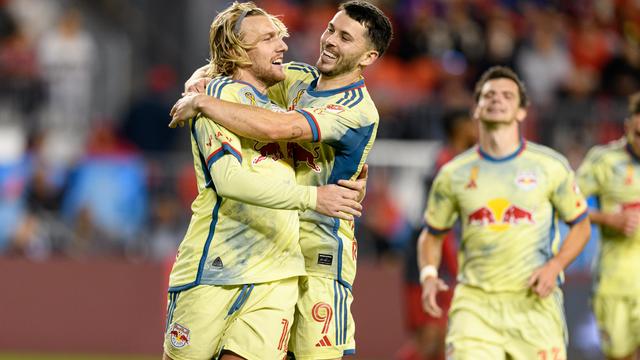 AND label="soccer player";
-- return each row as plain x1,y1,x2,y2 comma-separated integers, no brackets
417,66,591,359
576,92,640,360
169,2,392,358
163,3,363,360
